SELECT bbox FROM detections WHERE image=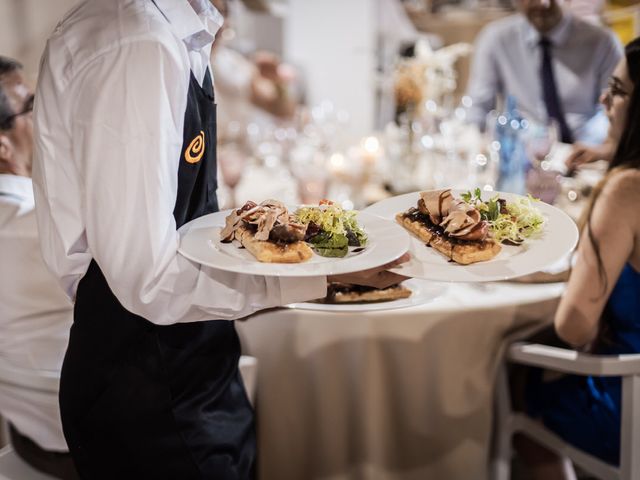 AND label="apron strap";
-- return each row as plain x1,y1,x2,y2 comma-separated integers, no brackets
149,0,171,24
